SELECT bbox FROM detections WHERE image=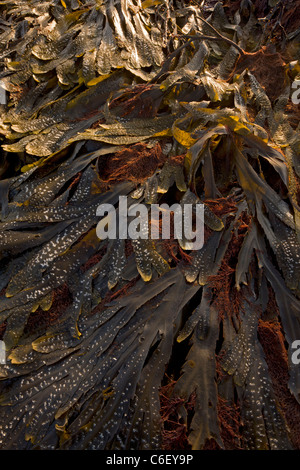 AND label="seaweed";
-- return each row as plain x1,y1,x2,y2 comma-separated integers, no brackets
0,0,299,450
